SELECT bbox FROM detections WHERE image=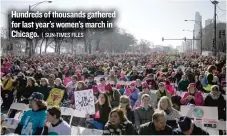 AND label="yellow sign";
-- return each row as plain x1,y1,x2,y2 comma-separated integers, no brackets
47,88,64,106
